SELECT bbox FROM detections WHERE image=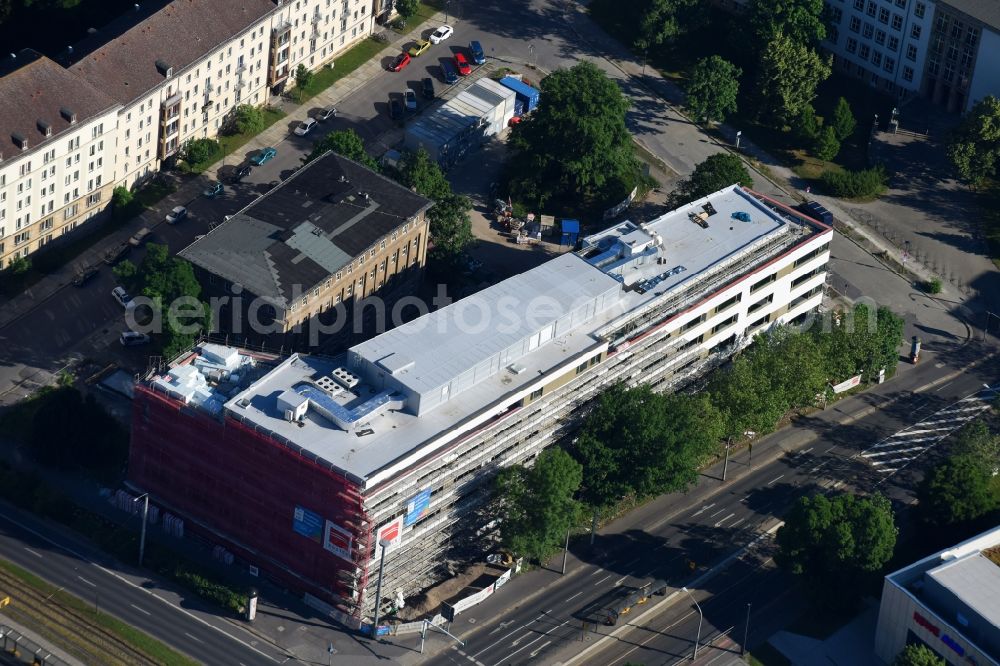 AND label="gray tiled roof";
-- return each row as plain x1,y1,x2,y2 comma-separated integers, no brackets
179,152,433,305
68,0,277,106
943,0,1000,30
0,50,118,158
